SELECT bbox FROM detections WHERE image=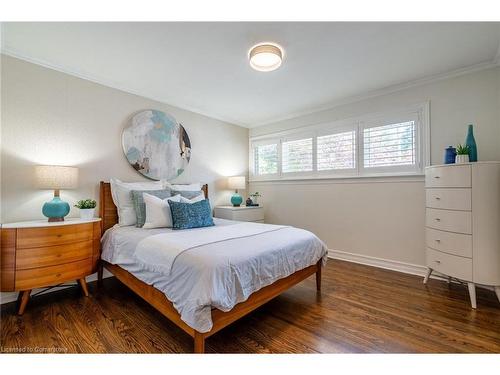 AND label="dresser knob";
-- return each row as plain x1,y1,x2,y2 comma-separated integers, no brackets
435,260,441,264
435,197,441,200
434,176,440,179
435,218,441,221
56,273,61,277
435,239,441,242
